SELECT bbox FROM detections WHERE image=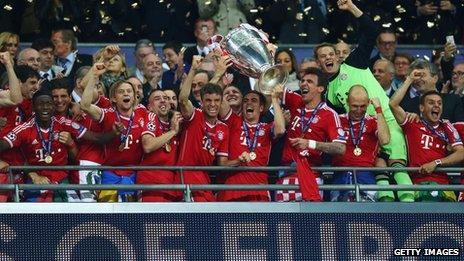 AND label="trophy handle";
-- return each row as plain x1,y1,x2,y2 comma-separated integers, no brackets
257,65,288,95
